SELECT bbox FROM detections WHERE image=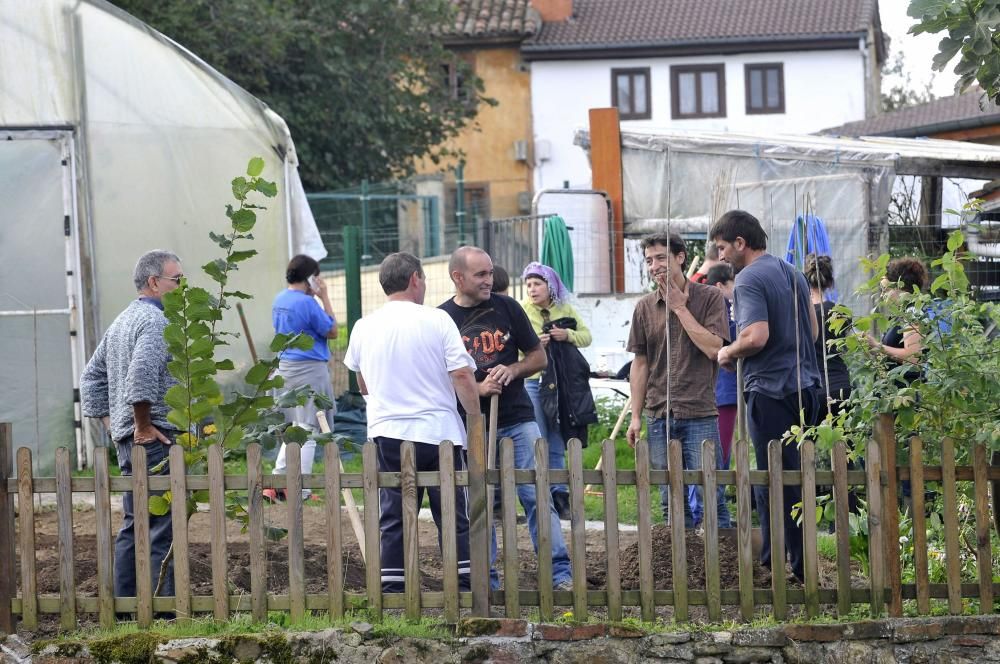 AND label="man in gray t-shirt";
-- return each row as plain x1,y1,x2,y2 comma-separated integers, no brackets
710,210,821,583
